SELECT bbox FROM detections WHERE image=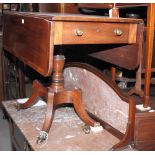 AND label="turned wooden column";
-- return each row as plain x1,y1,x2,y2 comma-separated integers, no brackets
143,4,155,107
49,55,65,92
109,4,119,82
